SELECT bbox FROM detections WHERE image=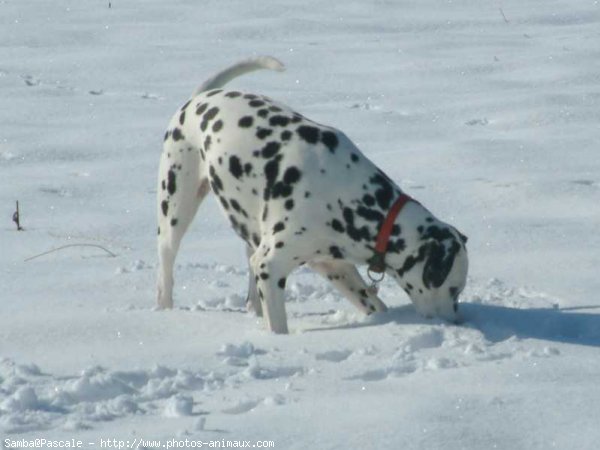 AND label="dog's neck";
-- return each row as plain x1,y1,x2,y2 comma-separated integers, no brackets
382,200,440,266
